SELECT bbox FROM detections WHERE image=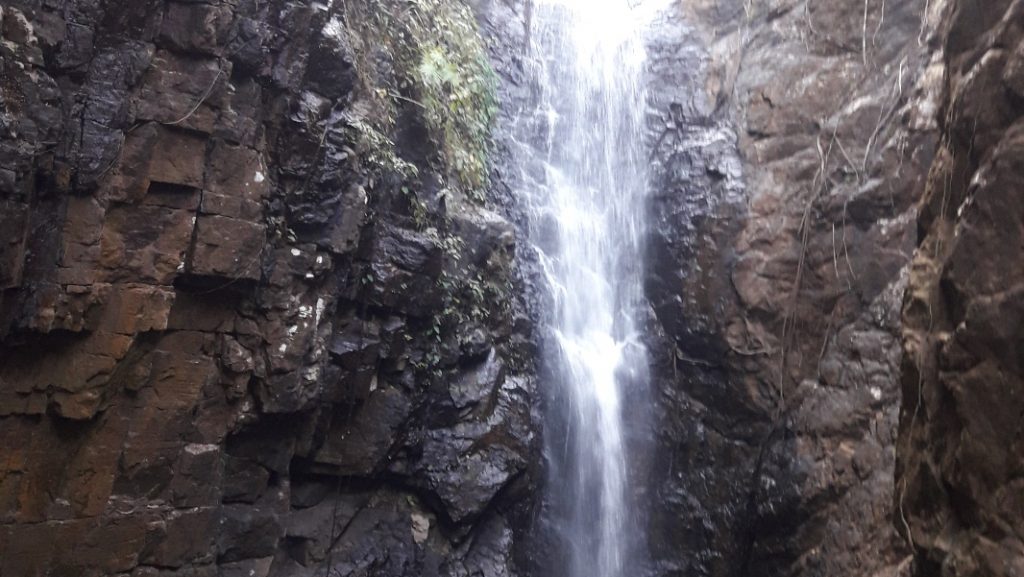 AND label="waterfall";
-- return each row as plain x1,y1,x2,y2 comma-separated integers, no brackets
513,1,668,576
